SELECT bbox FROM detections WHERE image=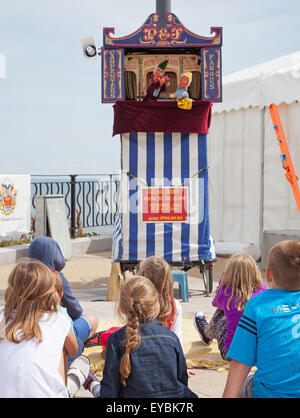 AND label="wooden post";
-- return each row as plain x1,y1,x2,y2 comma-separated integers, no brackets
106,262,124,301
